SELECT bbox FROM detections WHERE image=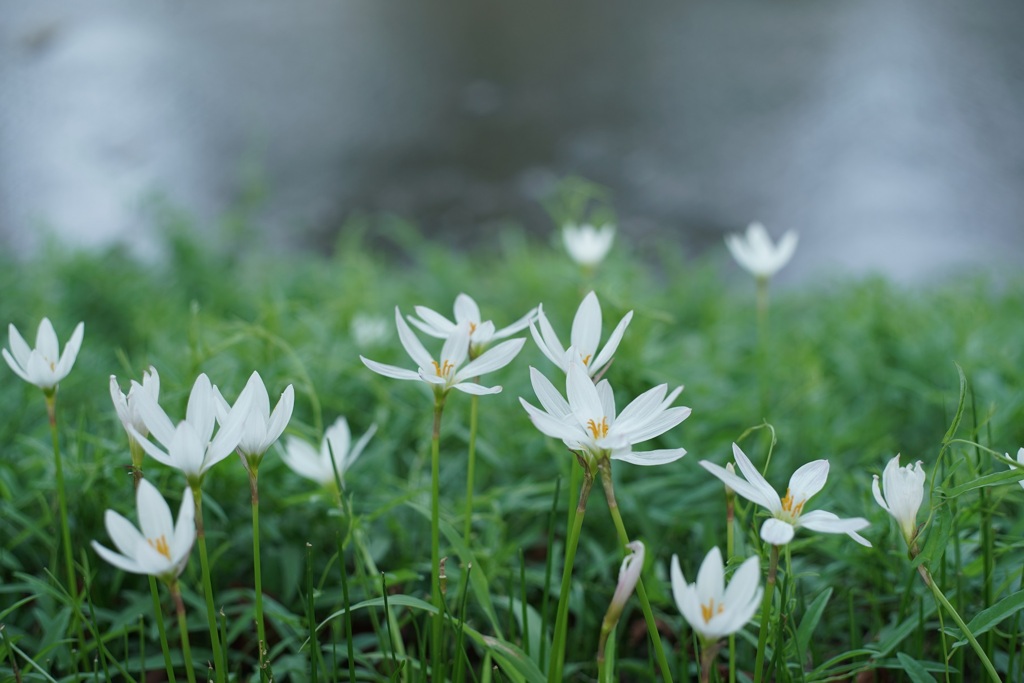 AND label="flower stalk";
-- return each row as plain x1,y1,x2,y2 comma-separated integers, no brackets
169,581,198,683
430,397,446,681
464,392,479,544
191,486,226,683
45,394,79,623
249,467,268,674
149,576,177,683
548,456,594,683
598,462,674,683
753,544,779,683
